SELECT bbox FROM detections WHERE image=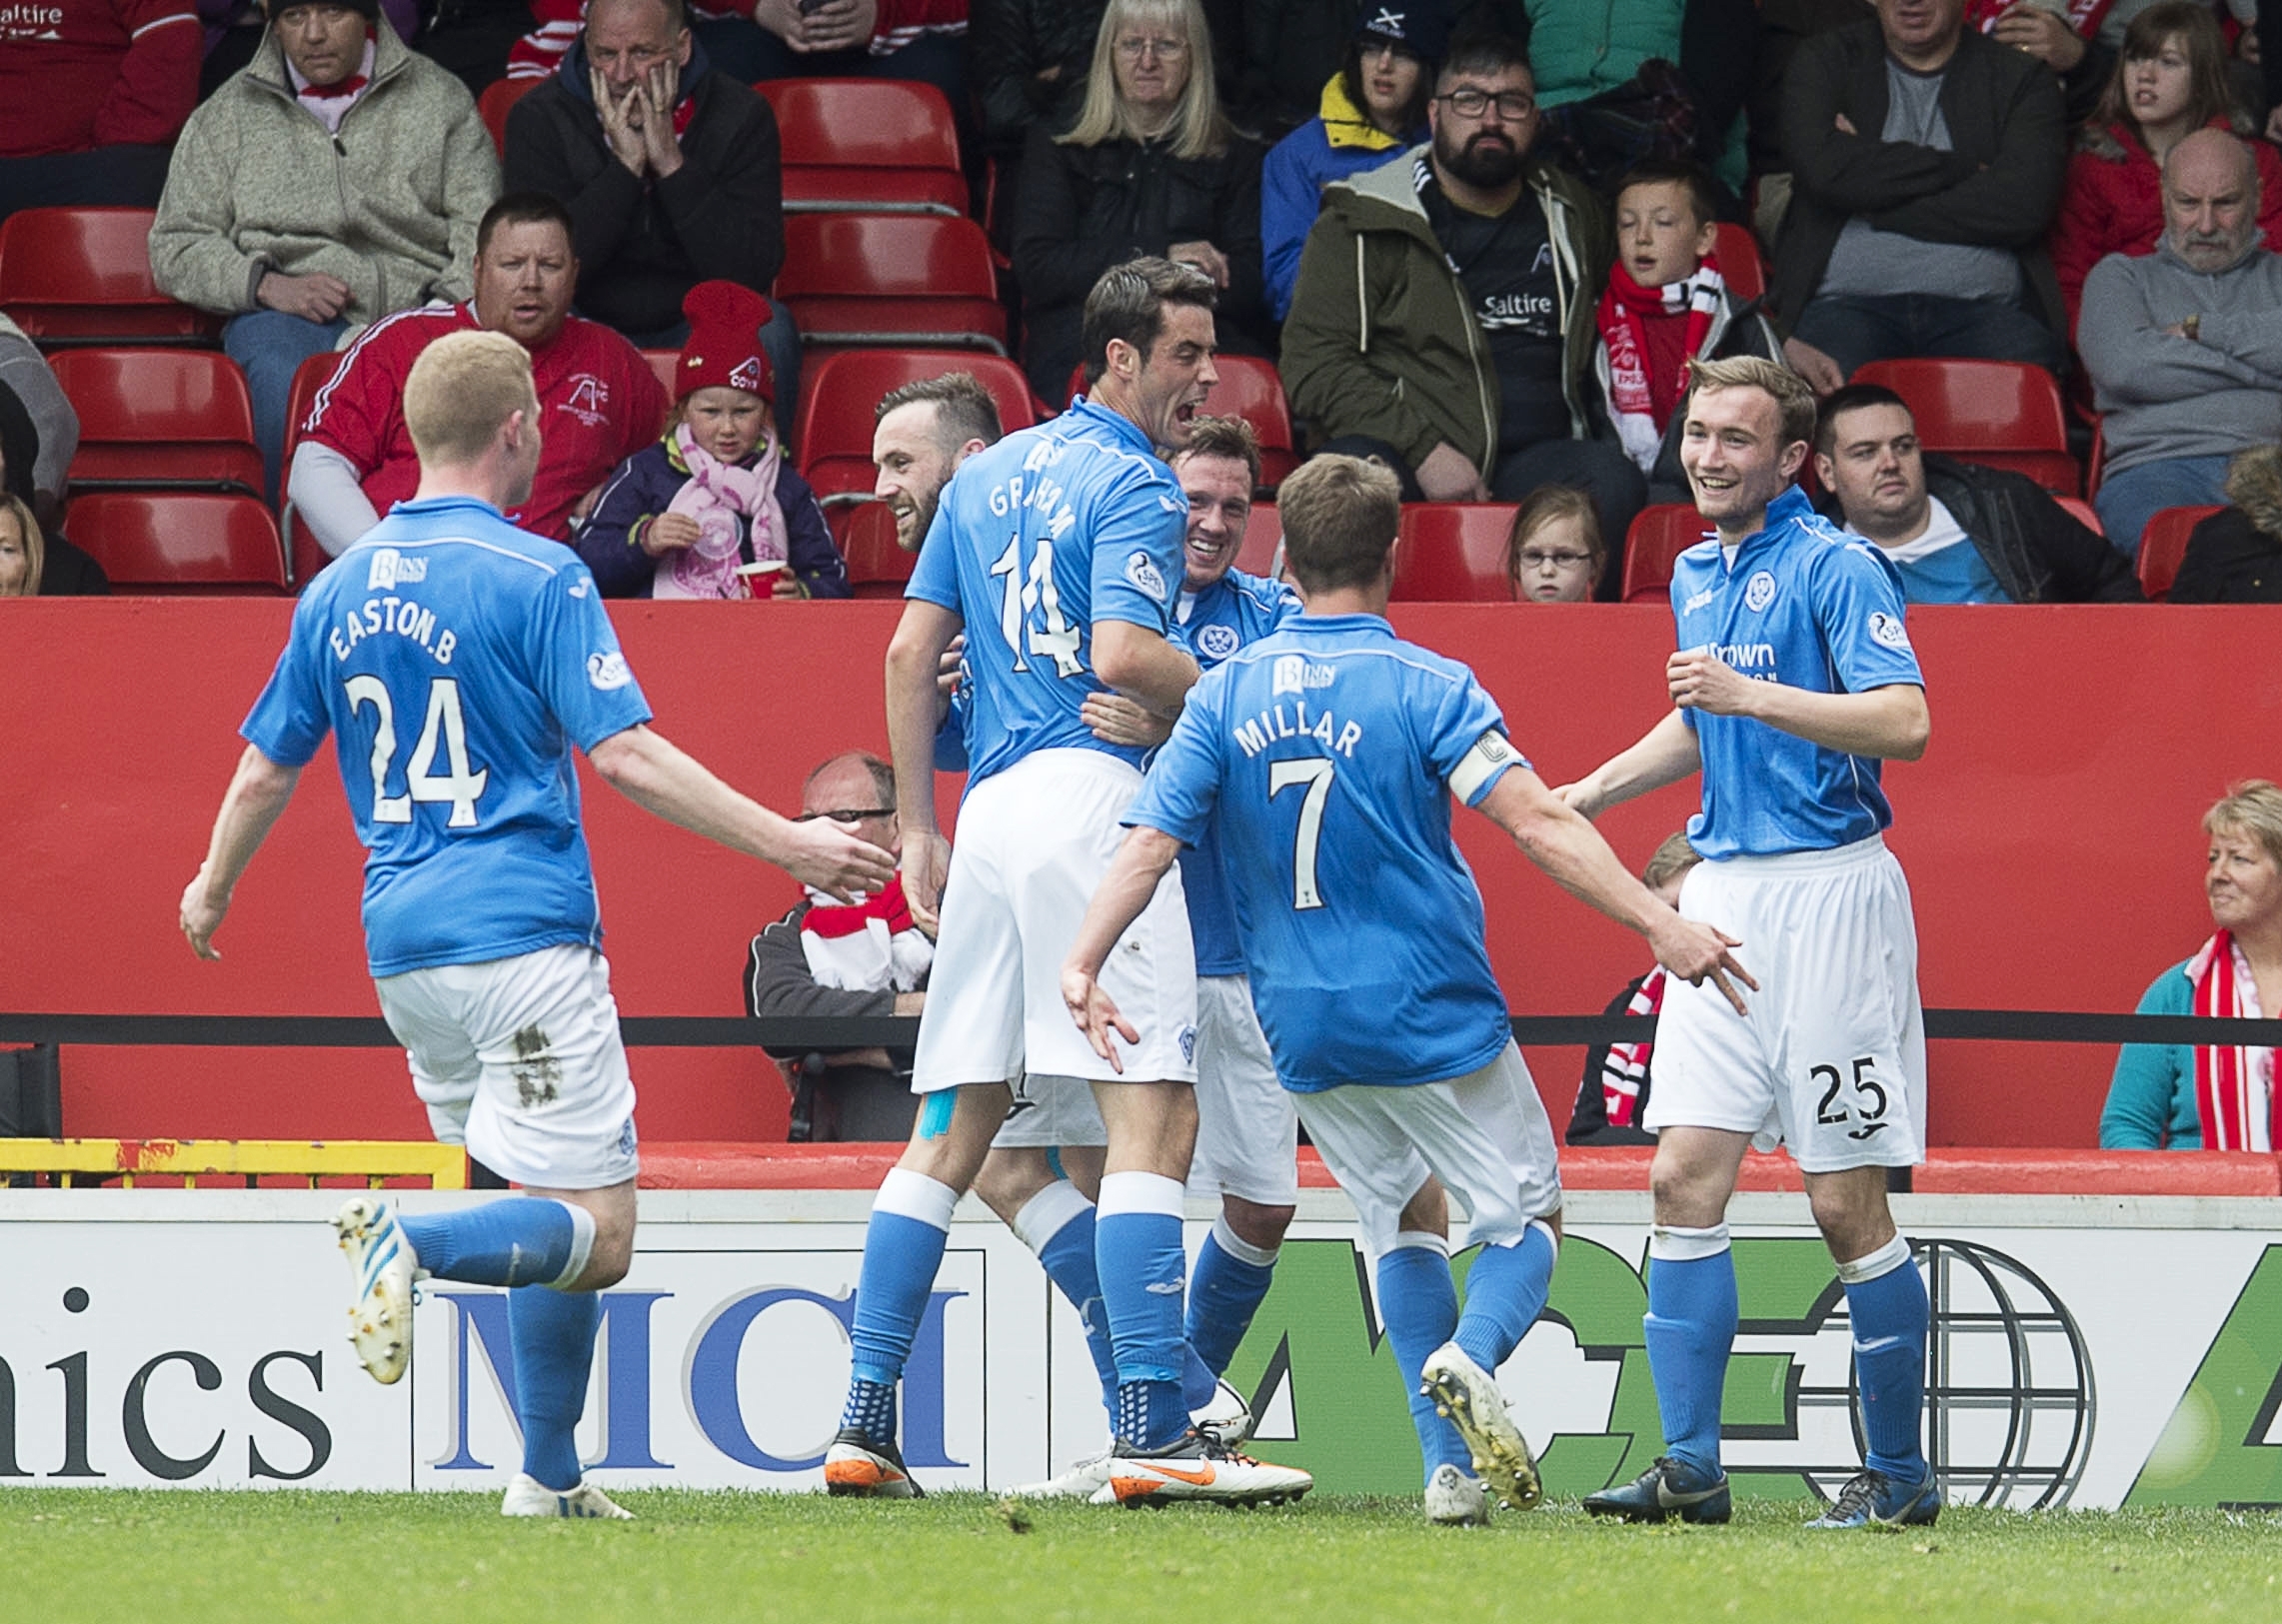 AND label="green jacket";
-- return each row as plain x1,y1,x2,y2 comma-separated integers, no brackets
149,25,499,322
1278,145,1610,477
